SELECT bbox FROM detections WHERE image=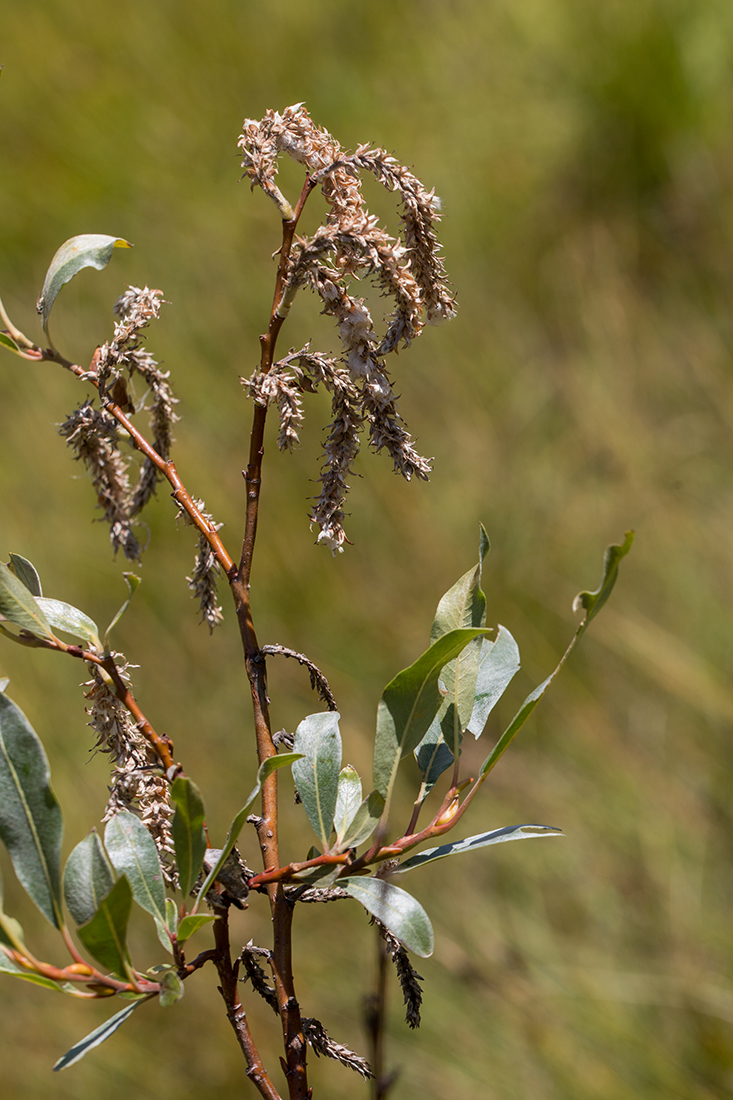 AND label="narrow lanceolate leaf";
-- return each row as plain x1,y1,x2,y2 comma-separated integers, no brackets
342,878,434,958
466,625,521,737
191,753,303,914
63,830,116,926
77,876,133,979
8,554,42,597
292,712,342,850
373,628,490,804
104,811,166,923
336,790,385,852
480,534,633,780
170,777,207,899
53,999,147,1071
573,531,634,635
37,234,132,332
0,562,56,641
0,693,63,927
35,598,101,651
393,824,563,873
333,766,363,848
